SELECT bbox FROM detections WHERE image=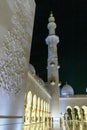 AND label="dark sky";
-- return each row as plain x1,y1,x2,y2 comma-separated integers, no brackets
30,0,87,94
